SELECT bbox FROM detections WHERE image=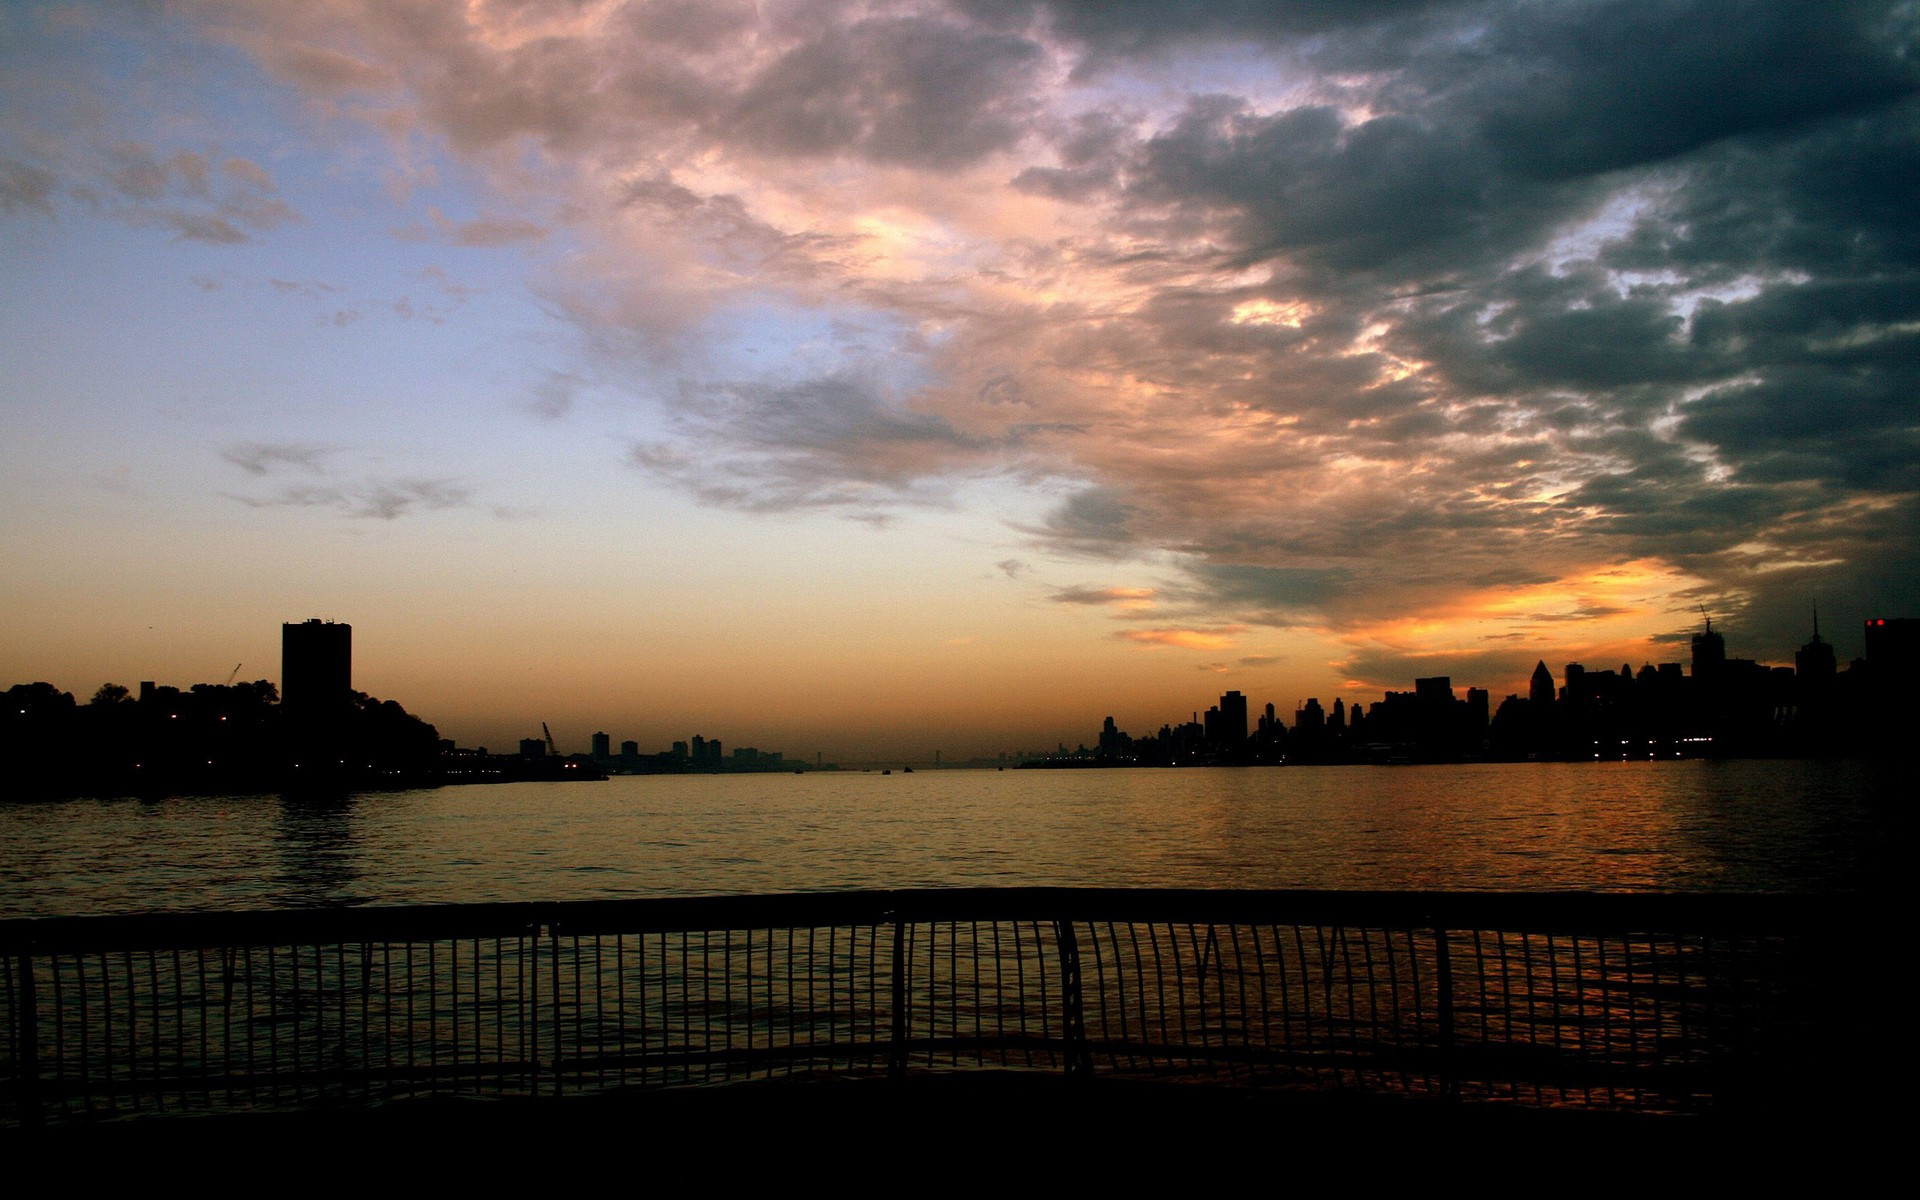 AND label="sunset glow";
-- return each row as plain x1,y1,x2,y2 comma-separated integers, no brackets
4,1,1915,757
